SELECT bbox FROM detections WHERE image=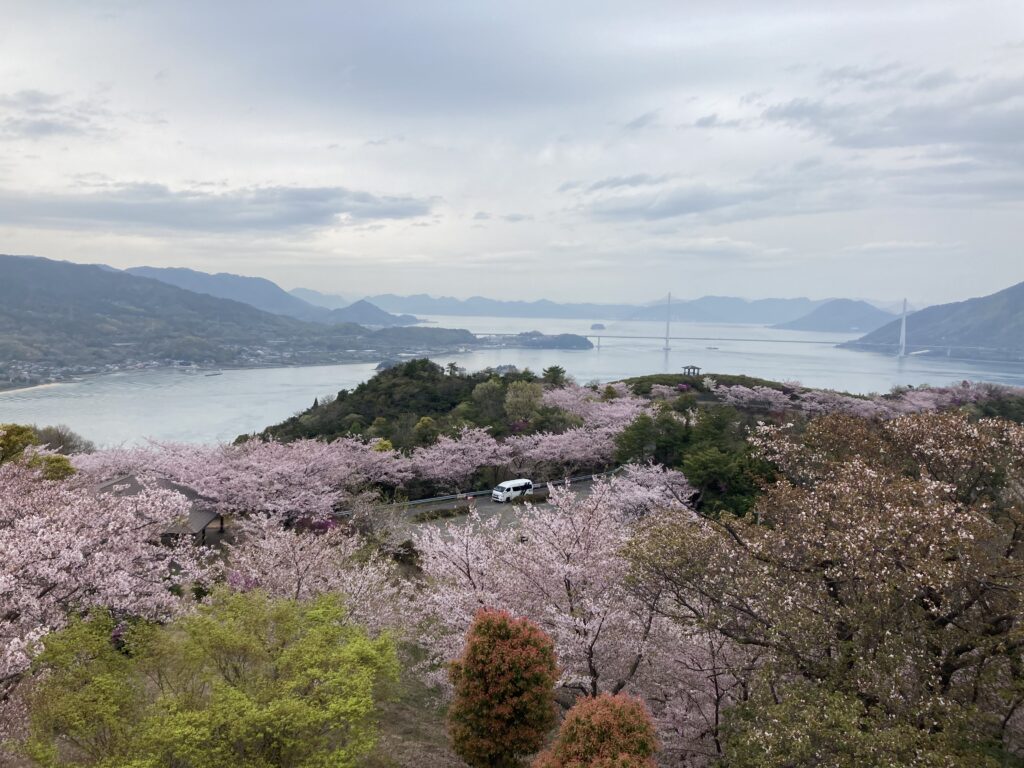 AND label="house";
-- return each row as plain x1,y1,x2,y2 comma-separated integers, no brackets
95,473,225,545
